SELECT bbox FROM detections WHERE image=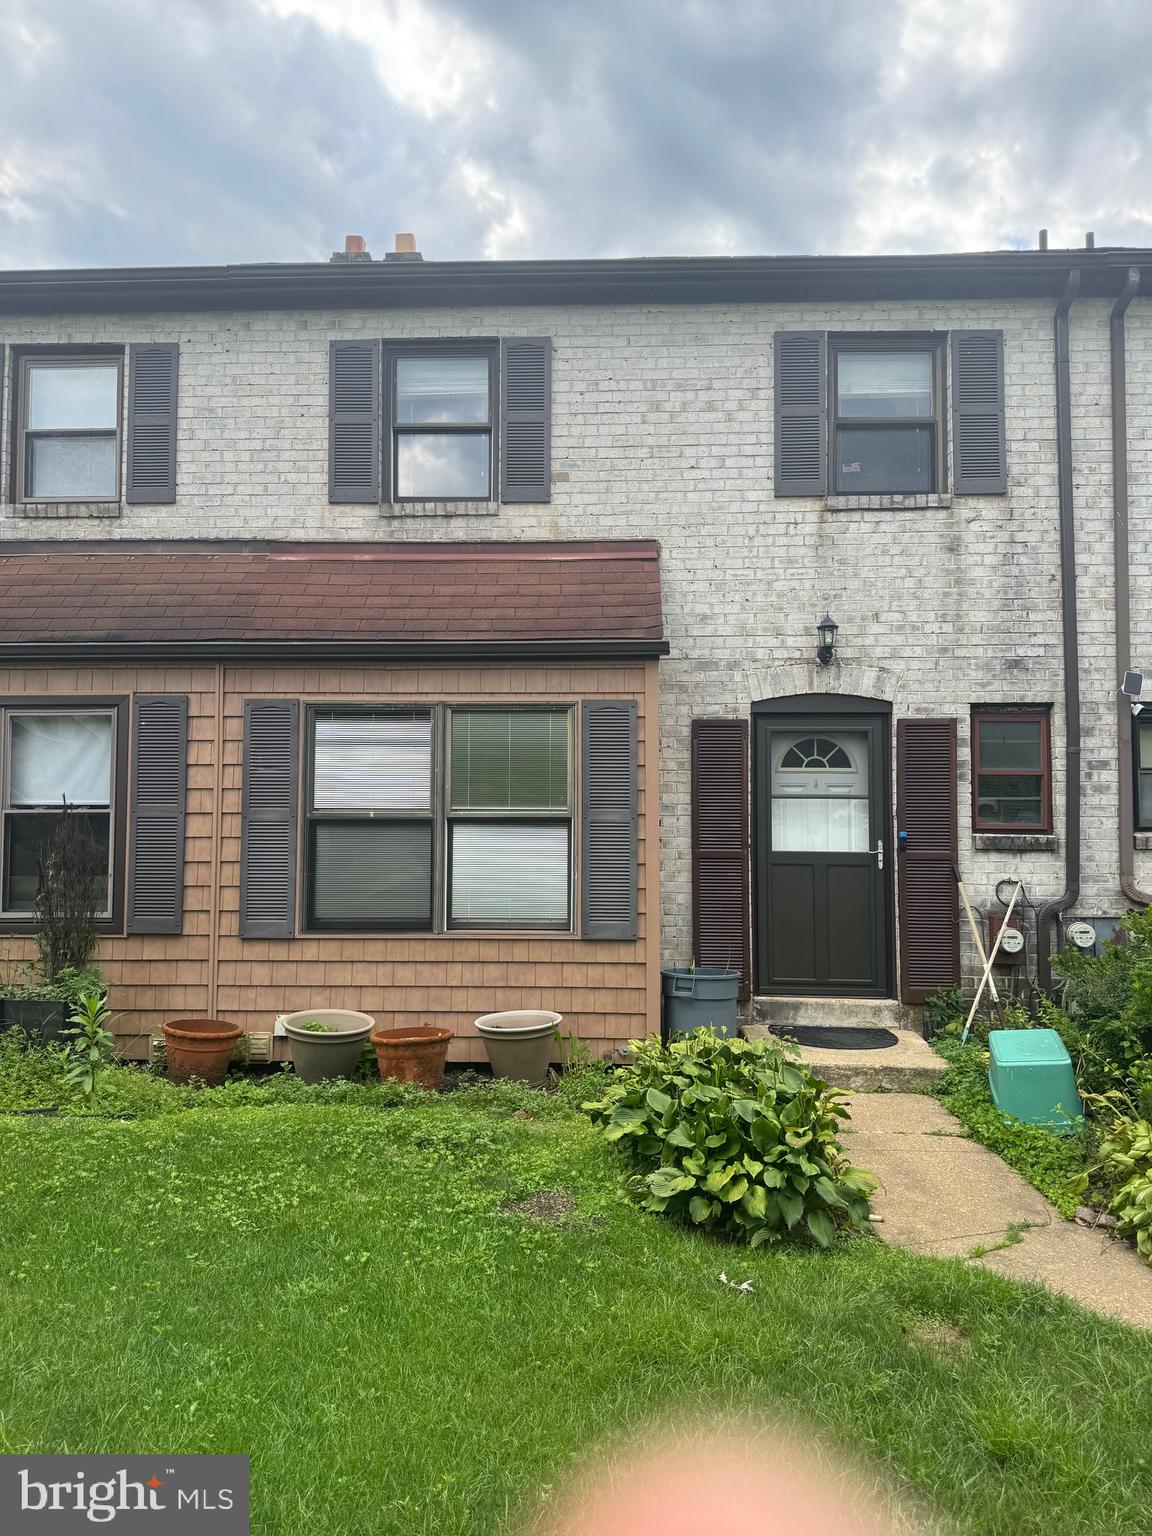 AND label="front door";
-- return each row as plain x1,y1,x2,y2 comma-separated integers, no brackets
754,712,891,996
